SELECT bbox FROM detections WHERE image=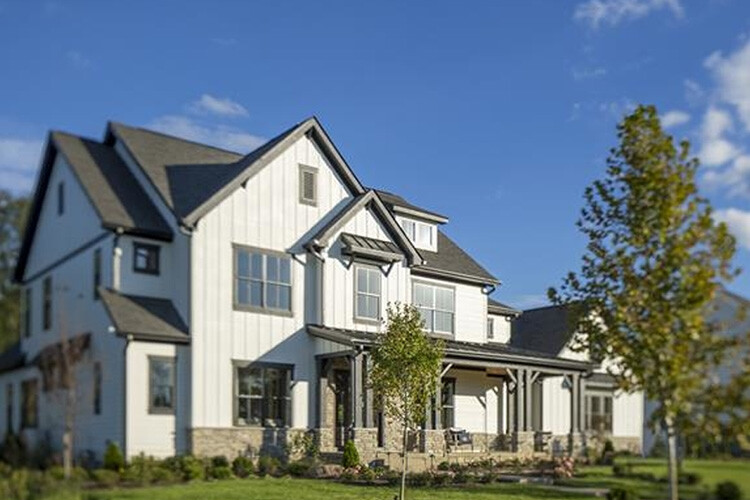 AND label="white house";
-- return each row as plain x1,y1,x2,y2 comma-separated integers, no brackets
0,117,644,464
